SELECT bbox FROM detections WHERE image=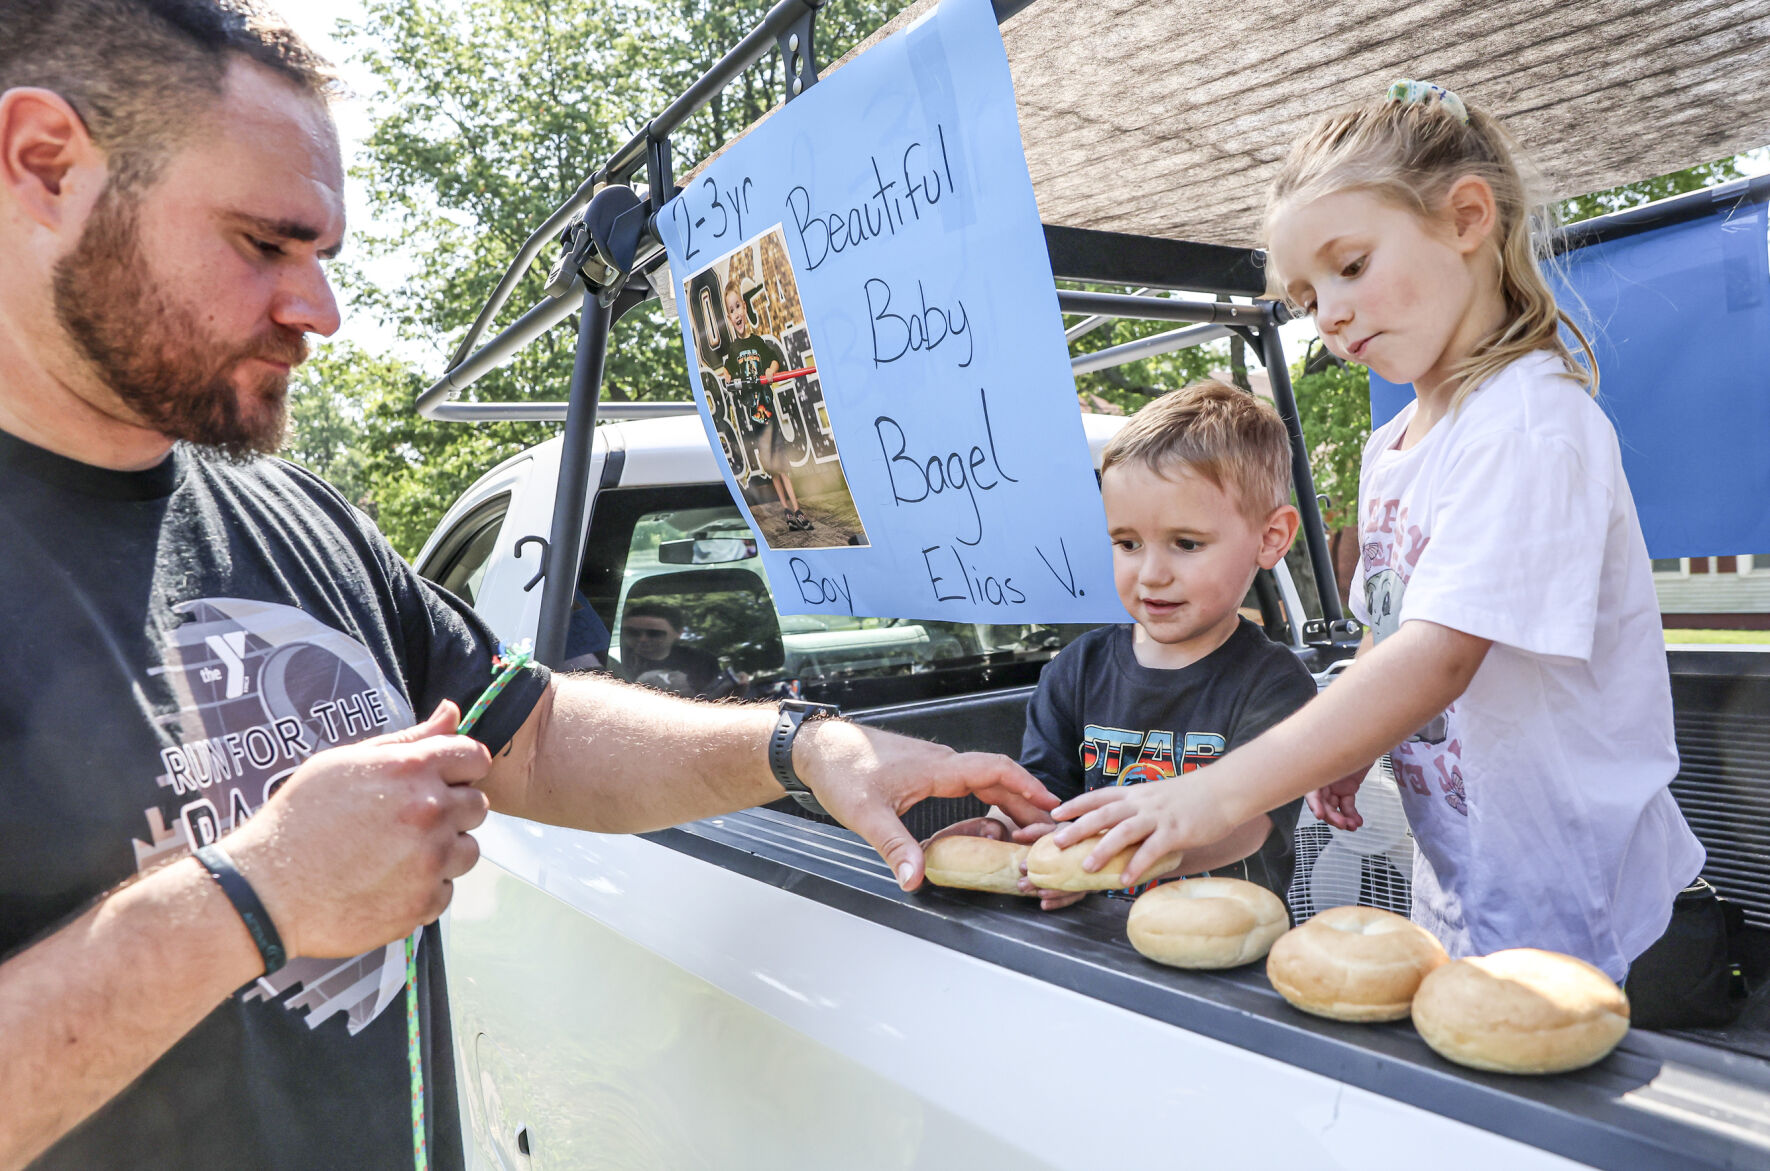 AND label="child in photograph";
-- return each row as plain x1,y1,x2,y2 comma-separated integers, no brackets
717,276,813,532
1051,81,1719,1027
931,380,1318,909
